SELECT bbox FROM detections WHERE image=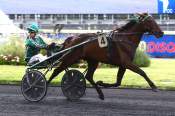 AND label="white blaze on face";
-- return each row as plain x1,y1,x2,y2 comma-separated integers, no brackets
160,0,169,13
